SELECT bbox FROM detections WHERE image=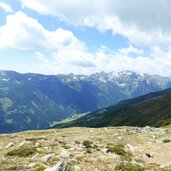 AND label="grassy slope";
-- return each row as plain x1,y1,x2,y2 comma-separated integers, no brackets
53,88,171,128
1,127,171,170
